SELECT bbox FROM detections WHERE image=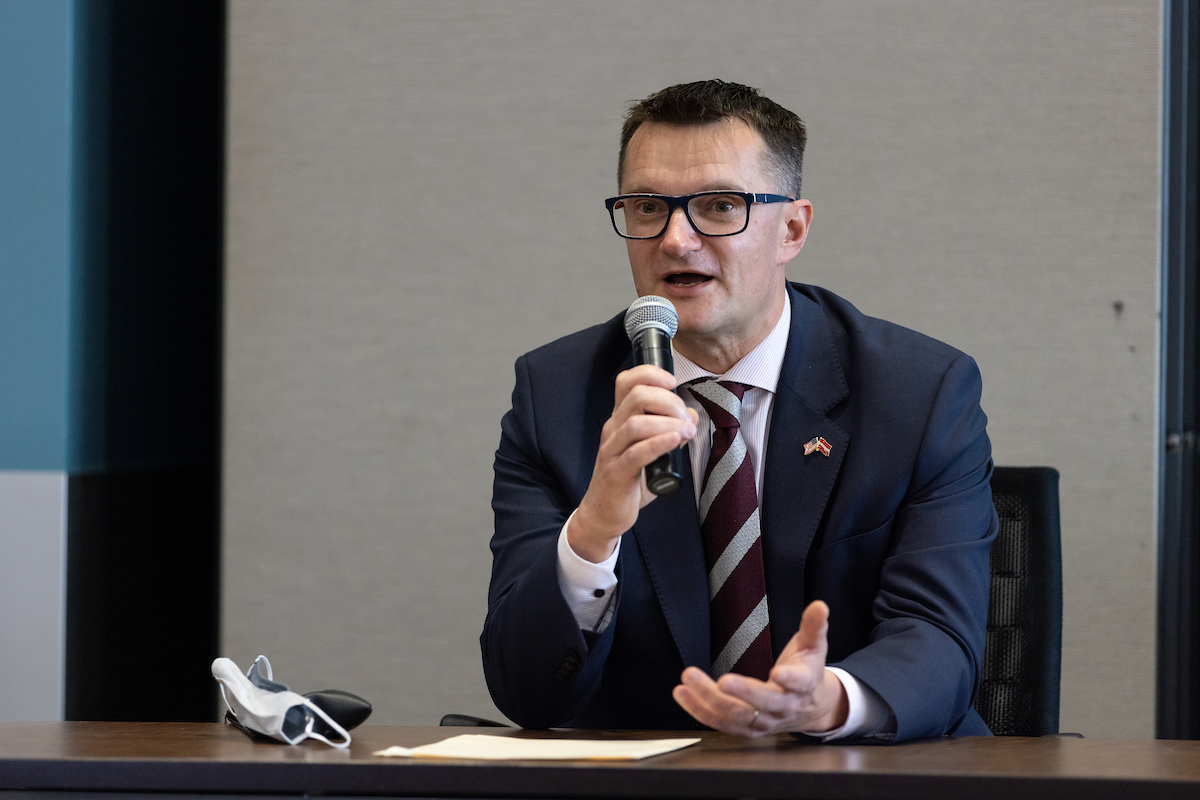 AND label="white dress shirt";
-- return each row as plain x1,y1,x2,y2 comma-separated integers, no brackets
555,300,888,740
